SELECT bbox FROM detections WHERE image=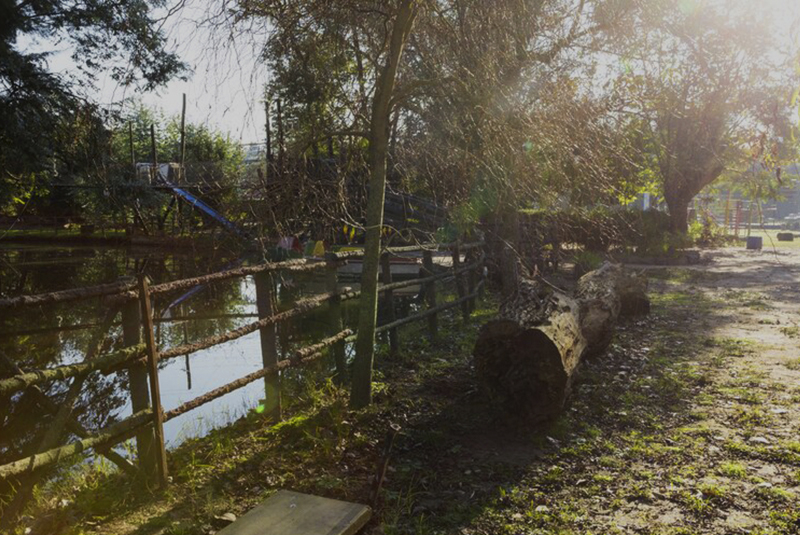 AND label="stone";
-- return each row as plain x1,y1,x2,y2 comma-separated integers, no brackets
214,513,237,525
